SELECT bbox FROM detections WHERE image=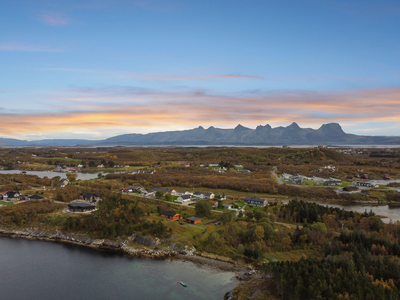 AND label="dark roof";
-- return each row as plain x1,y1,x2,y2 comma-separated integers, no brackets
244,196,265,202
159,210,178,217
80,192,101,198
68,202,96,209
153,187,172,193
179,195,191,199
193,191,213,196
29,194,44,200
343,186,360,191
5,191,20,197
187,217,201,222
